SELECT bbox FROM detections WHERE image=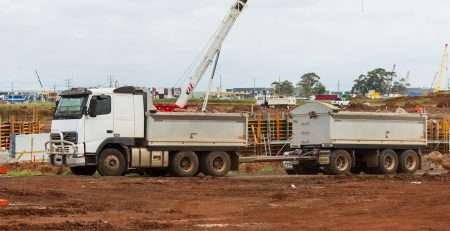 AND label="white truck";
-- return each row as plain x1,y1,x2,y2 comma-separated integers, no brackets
284,102,427,175
46,87,247,176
